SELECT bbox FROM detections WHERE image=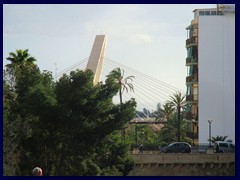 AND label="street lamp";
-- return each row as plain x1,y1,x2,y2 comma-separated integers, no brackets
135,121,138,146
191,119,195,146
208,120,213,147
